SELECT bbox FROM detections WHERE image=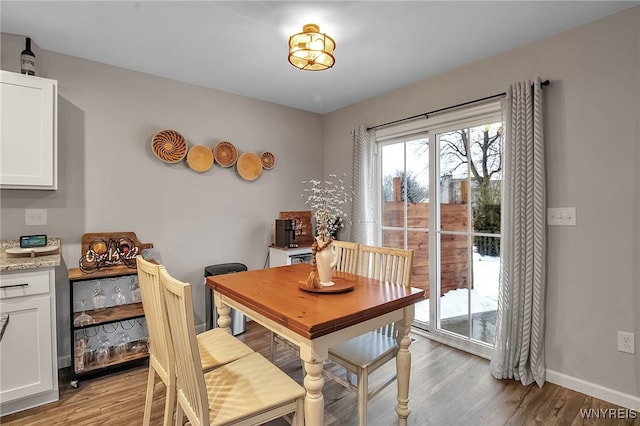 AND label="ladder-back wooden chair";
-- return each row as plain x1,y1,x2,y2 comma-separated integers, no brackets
136,256,254,426
325,245,414,426
331,240,360,274
159,267,305,426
